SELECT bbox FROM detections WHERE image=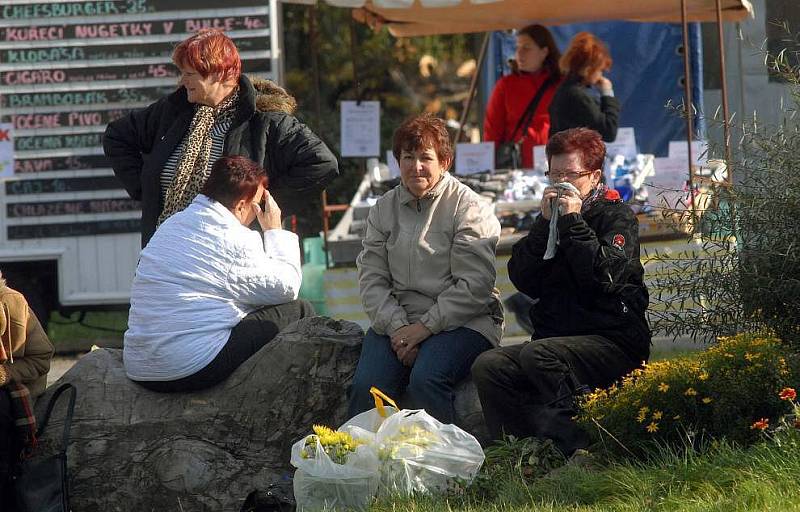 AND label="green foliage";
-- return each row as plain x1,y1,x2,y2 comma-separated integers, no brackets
282,4,480,231
47,311,126,346
369,427,800,512
577,333,800,456
479,436,567,488
650,36,800,347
